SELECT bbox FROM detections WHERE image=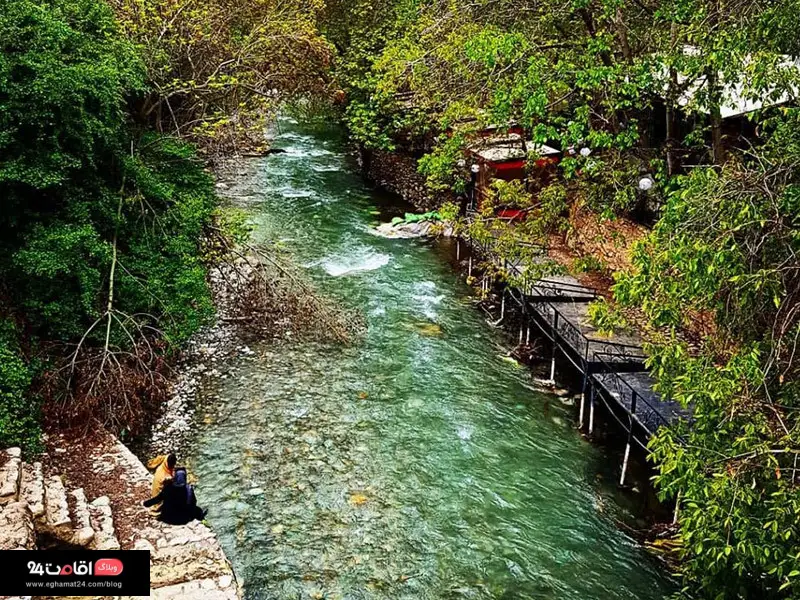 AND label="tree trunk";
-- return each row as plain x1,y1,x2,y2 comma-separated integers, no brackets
707,68,726,166
616,7,633,65
666,23,680,175
707,0,725,166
